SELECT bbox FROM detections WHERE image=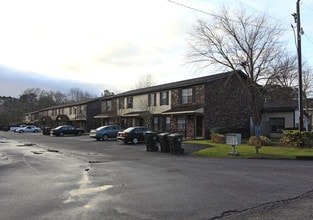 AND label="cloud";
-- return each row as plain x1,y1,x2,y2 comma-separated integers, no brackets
0,66,111,98
0,0,312,98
